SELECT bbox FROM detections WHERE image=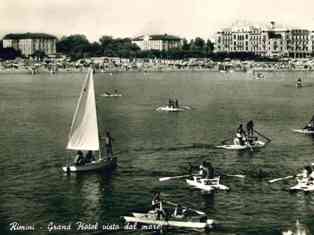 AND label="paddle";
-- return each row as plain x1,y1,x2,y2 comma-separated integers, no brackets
225,174,246,178
159,174,193,182
254,129,271,143
268,175,294,183
164,200,205,215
